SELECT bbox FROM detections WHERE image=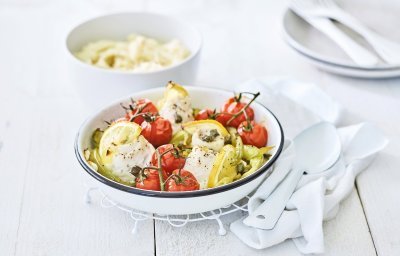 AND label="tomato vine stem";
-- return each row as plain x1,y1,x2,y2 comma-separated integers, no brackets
226,92,260,125
155,149,165,191
154,147,183,191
